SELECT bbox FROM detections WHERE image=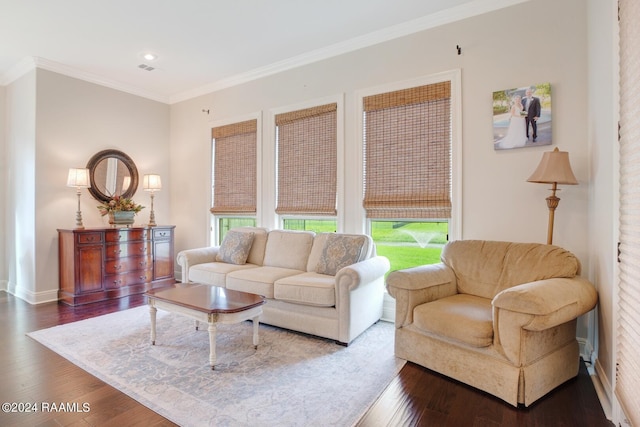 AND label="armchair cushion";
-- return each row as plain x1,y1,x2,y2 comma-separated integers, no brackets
414,294,493,347
442,240,580,299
